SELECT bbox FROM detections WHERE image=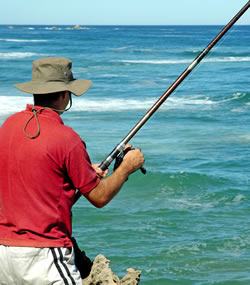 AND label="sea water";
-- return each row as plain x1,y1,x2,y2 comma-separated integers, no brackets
0,25,249,284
